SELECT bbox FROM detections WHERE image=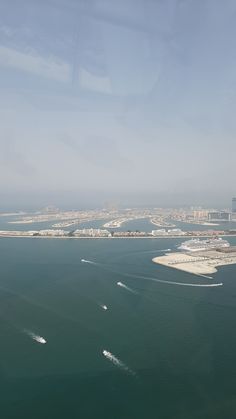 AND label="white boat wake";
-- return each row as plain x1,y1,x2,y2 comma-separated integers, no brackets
123,274,223,288
81,259,95,264
134,248,172,255
102,350,135,376
156,249,171,252
24,330,47,344
198,274,213,280
149,248,172,254
117,281,138,294
150,248,172,253
80,257,221,288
